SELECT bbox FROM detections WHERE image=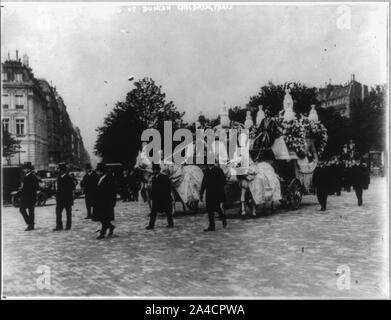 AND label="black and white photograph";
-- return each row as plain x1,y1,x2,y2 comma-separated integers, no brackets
1,1,389,300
